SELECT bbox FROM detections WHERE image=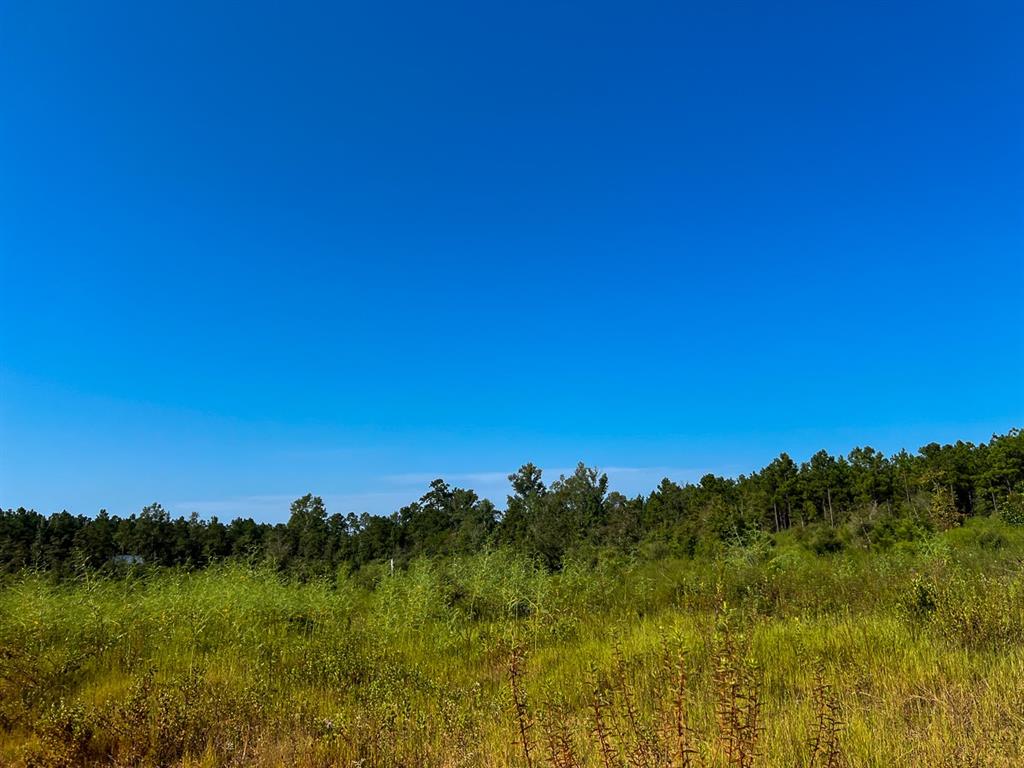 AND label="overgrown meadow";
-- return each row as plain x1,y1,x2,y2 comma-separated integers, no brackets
2,517,1022,767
